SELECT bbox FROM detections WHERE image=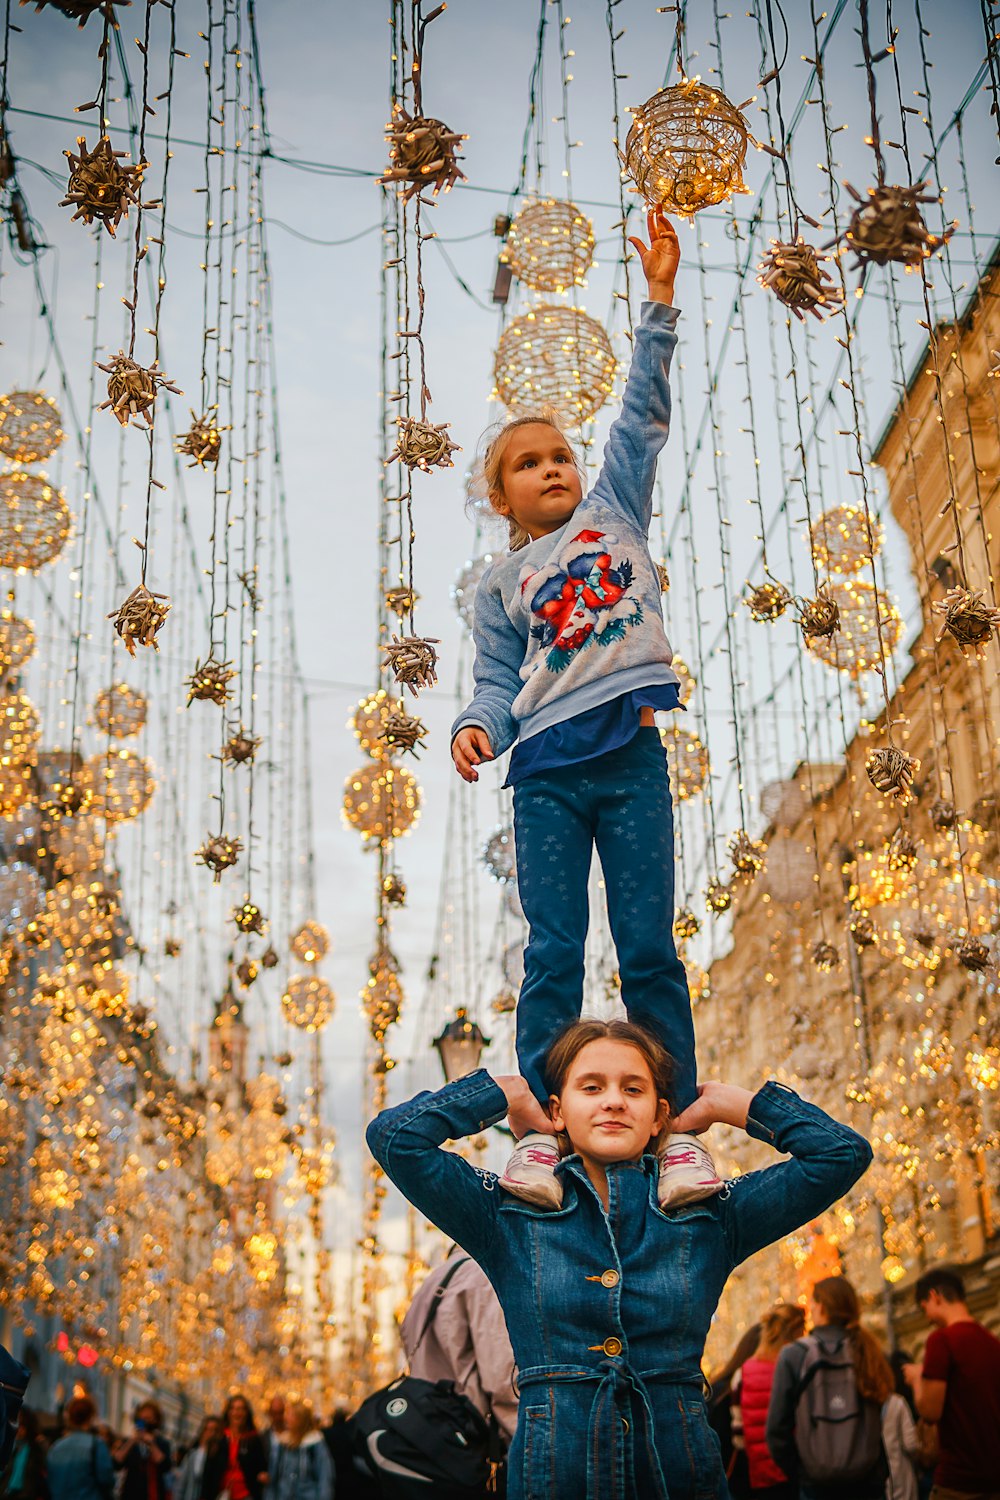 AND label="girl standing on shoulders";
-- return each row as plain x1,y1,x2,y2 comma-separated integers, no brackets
367,1017,873,1500
452,210,719,1210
